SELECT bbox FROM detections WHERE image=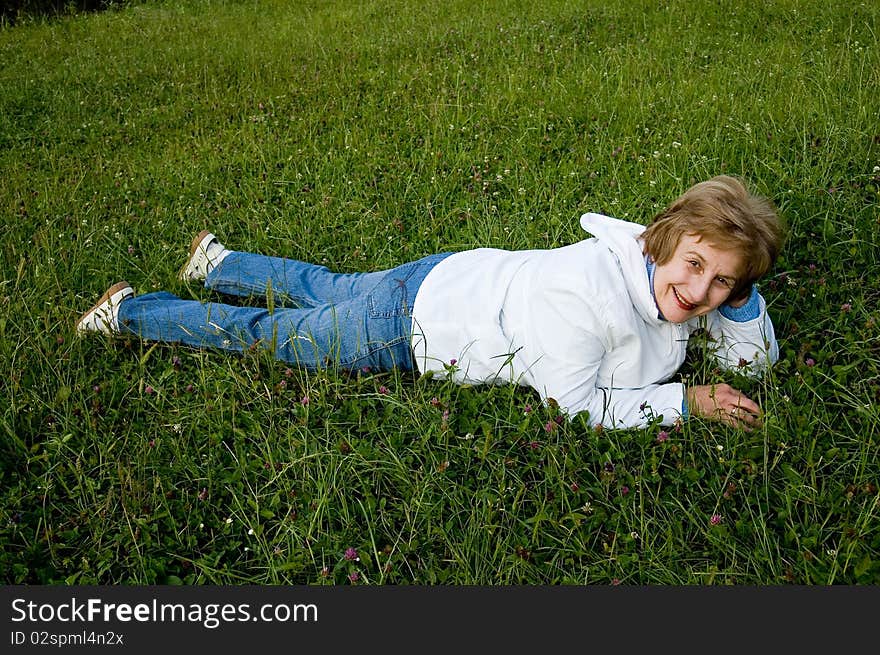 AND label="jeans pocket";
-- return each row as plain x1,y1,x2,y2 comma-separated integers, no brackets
367,275,412,318
366,253,450,319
